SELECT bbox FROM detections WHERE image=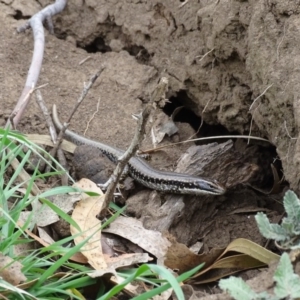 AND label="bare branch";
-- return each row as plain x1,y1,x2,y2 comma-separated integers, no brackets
7,0,68,129
35,89,68,184
52,68,104,159
84,97,101,136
